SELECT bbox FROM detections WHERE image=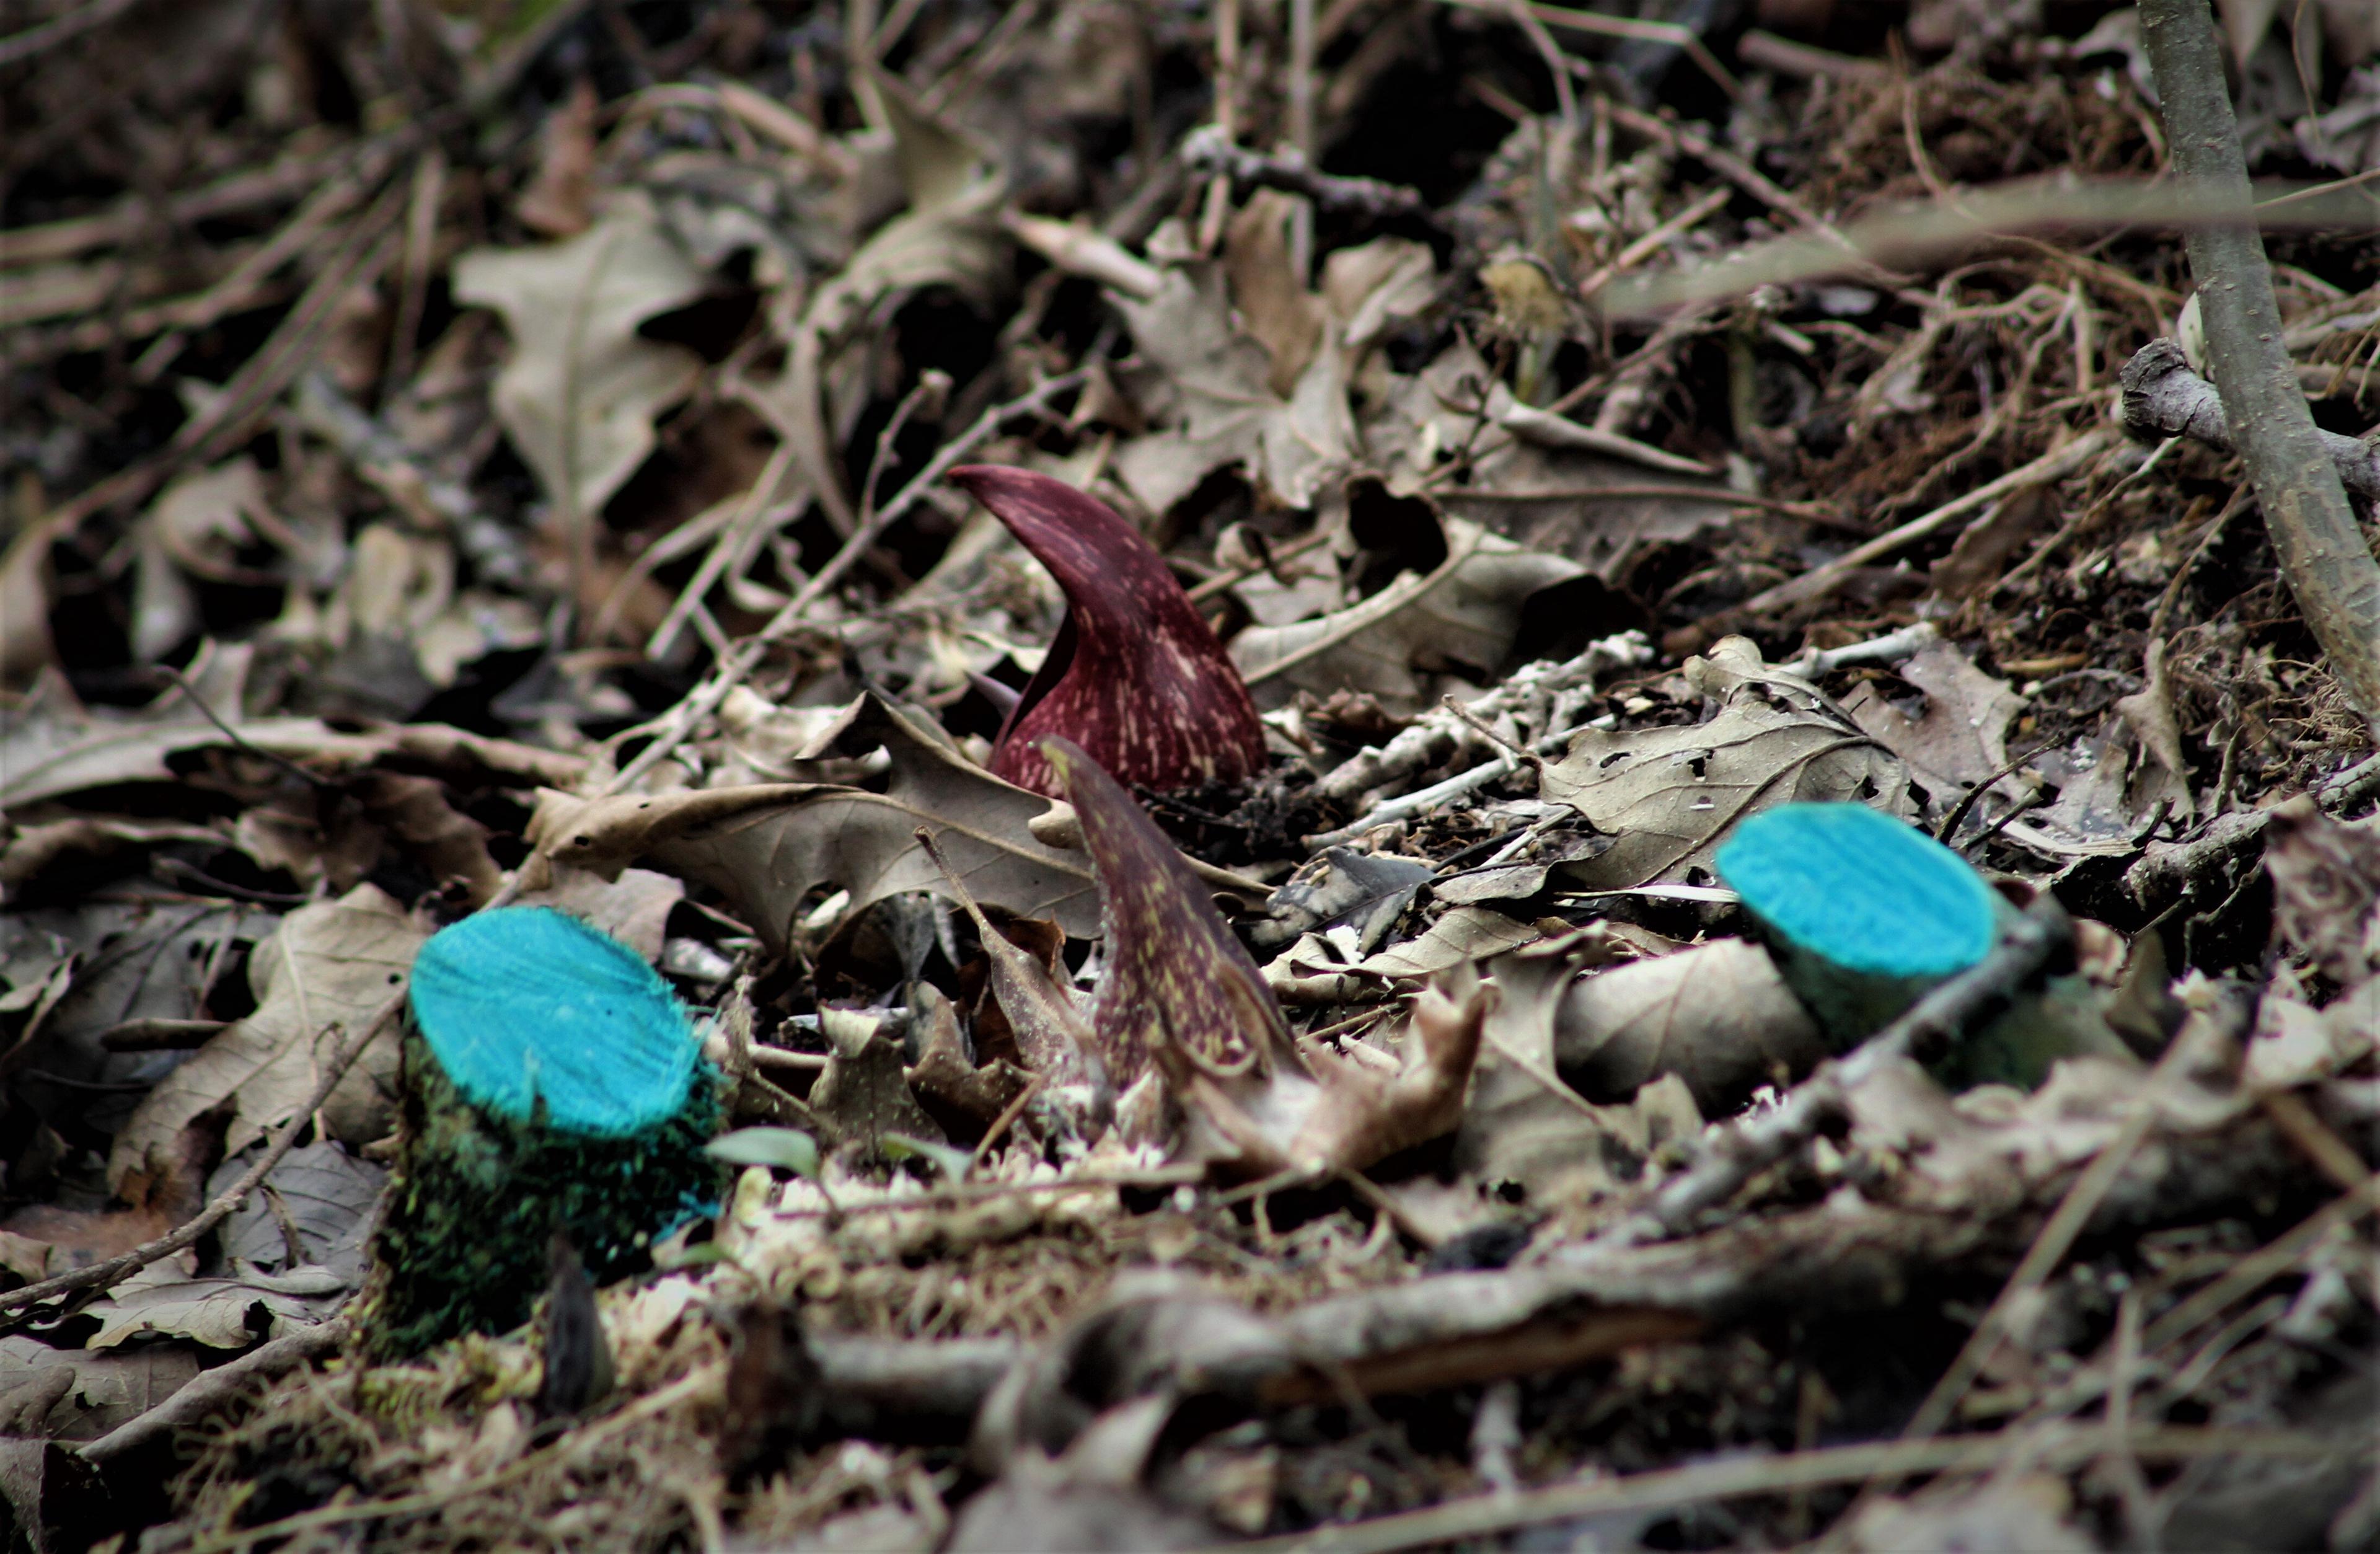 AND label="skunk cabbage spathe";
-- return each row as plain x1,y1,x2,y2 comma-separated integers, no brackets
950,466,1267,797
